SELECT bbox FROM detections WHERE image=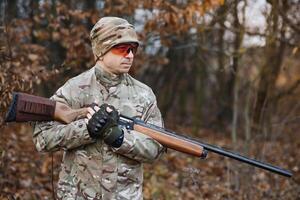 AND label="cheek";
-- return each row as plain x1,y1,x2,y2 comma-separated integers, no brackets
105,55,122,68
106,59,116,67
